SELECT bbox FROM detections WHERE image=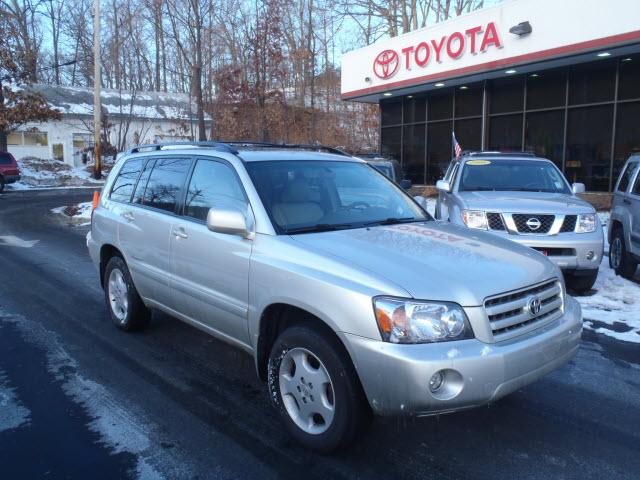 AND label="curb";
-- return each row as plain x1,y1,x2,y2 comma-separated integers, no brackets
1,186,102,198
